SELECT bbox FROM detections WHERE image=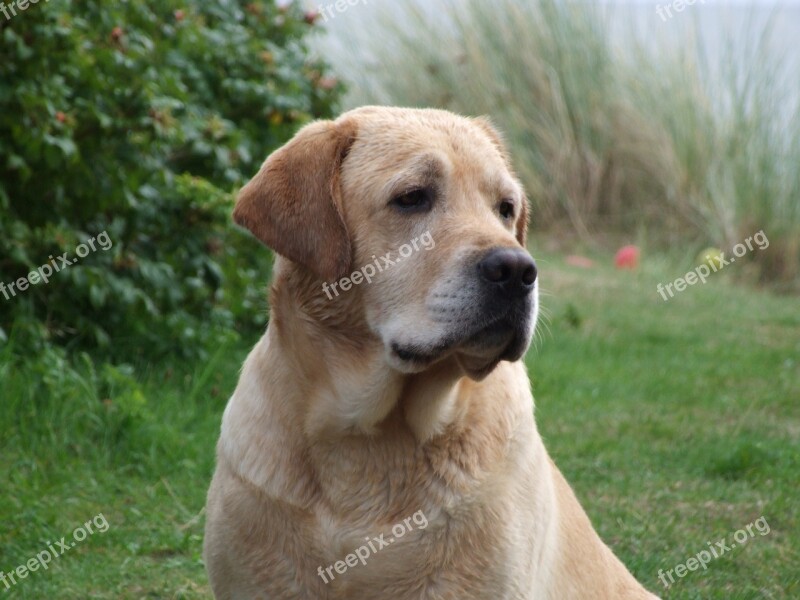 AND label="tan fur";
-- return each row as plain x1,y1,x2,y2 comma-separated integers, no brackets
204,106,659,599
